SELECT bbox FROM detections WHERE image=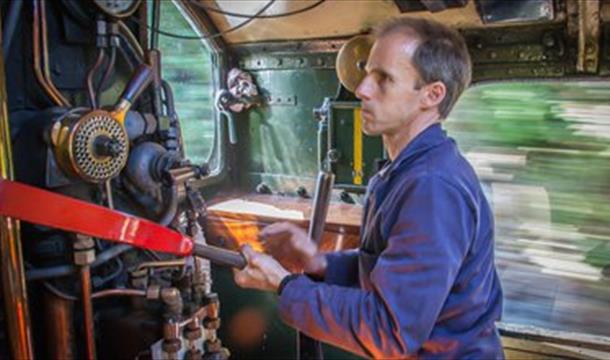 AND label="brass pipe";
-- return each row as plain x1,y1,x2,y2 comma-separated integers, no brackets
80,266,96,360
91,288,146,299
0,15,35,360
32,0,64,106
118,21,144,58
44,290,75,359
134,258,186,273
39,0,70,106
86,49,105,109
